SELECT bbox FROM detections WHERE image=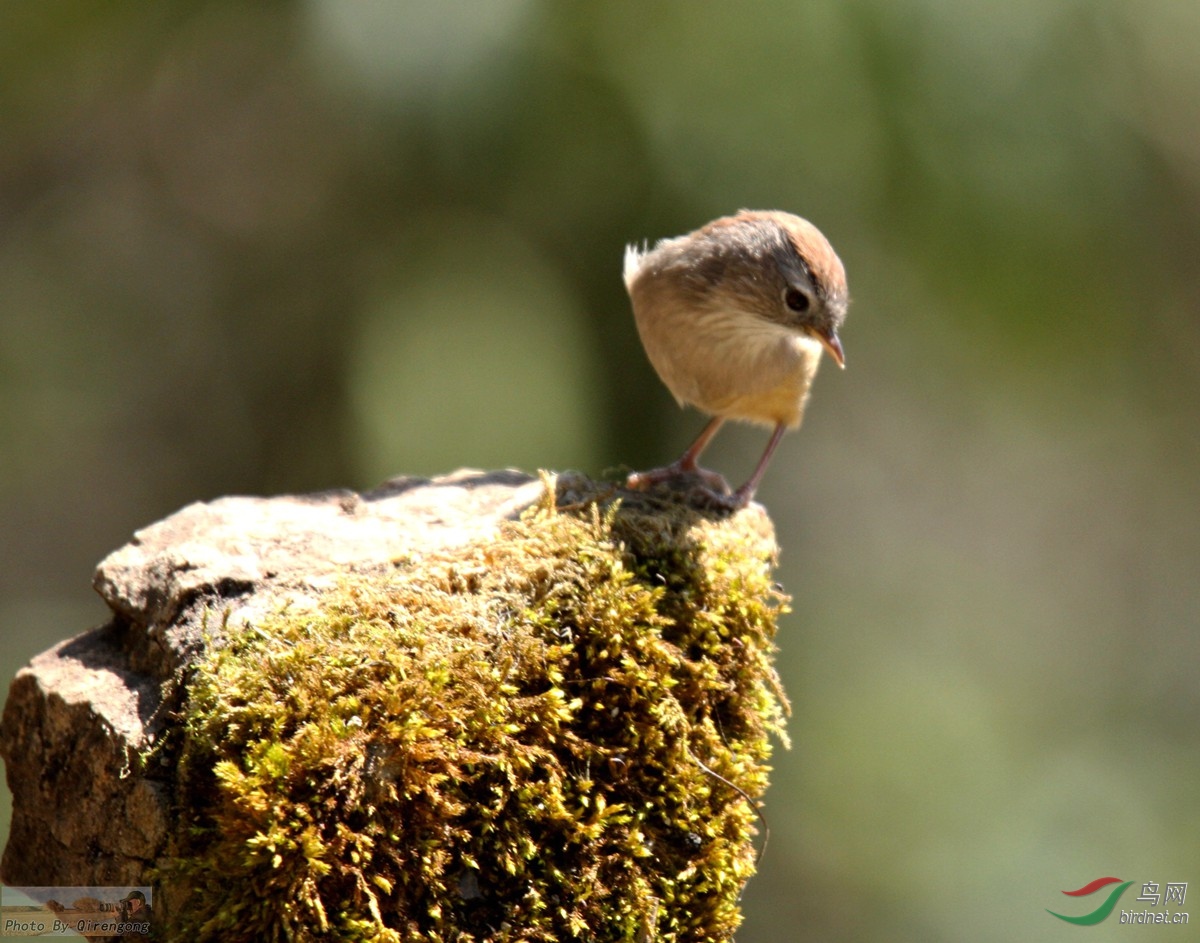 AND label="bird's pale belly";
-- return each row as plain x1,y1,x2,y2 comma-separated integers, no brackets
668,330,822,429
